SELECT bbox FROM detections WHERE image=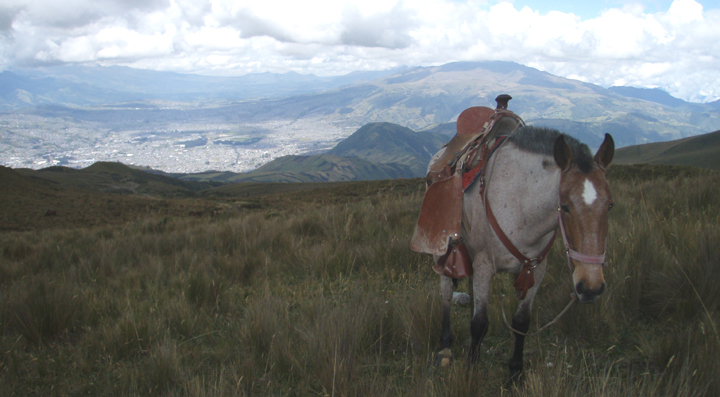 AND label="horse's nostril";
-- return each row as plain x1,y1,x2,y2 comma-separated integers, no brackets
576,281,605,300
575,281,585,295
